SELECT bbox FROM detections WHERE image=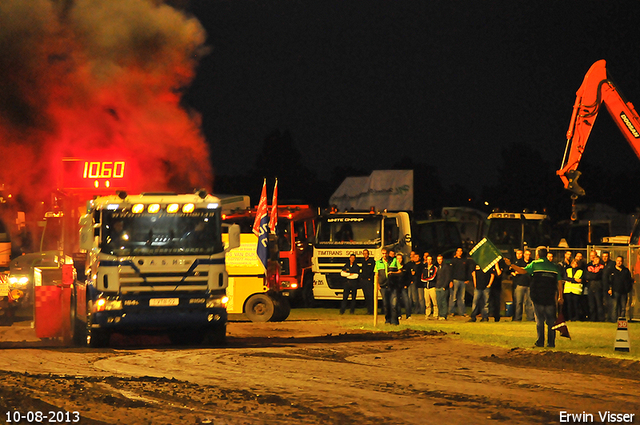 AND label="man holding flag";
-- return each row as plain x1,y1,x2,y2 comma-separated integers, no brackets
506,246,564,348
